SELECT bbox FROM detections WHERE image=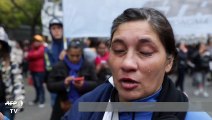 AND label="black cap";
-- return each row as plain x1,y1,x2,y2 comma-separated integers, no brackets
68,39,83,50
49,17,63,29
